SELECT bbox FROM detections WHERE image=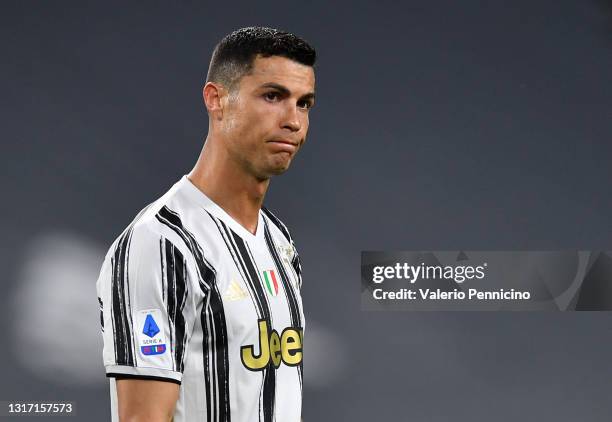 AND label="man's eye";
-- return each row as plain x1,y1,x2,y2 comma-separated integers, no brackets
298,101,312,110
264,92,280,101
